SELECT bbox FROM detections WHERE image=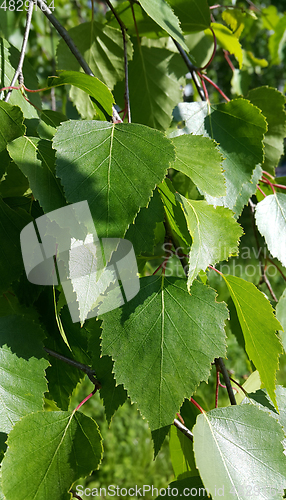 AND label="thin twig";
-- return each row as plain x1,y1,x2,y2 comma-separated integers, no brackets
200,26,217,70
44,347,101,387
198,73,230,102
105,0,131,122
173,418,194,441
266,256,286,282
5,1,34,102
35,0,122,123
171,38,206,101
215,358,237,405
